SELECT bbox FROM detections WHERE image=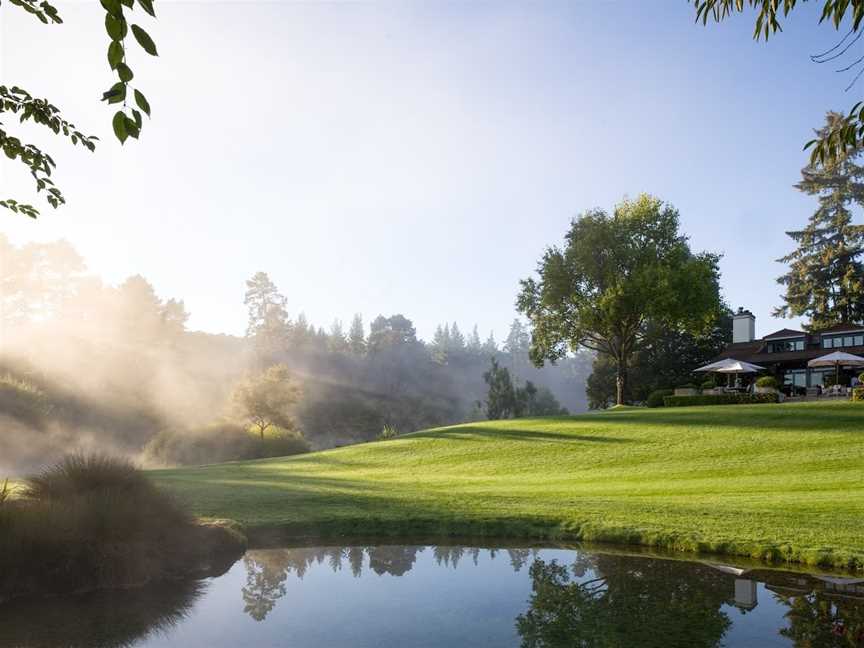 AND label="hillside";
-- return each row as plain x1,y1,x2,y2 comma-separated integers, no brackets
153,401,864,569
